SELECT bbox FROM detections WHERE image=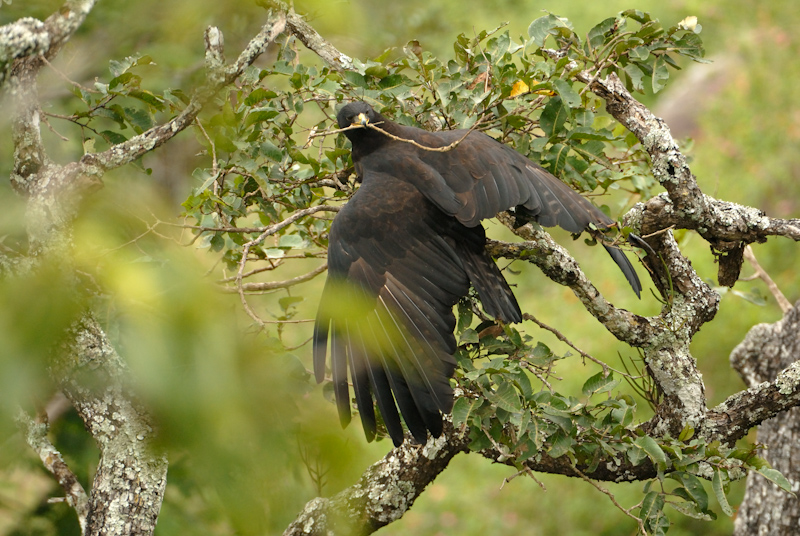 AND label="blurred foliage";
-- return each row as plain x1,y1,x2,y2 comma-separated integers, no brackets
1,0,799,535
